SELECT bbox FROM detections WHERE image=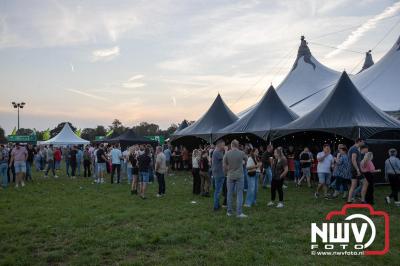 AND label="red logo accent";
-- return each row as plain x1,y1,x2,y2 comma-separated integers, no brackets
326,204,389,256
